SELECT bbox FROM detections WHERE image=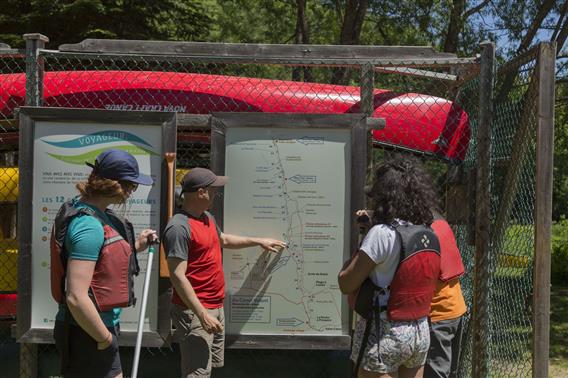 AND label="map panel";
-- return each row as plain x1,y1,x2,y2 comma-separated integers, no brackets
223,127,351,336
